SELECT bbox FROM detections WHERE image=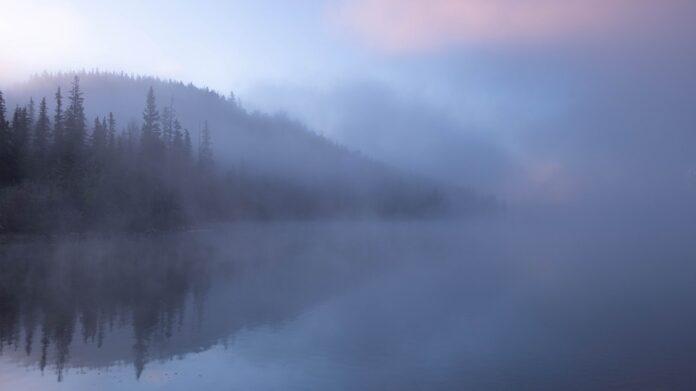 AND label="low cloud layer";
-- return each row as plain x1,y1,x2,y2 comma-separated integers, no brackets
247,38,696,211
